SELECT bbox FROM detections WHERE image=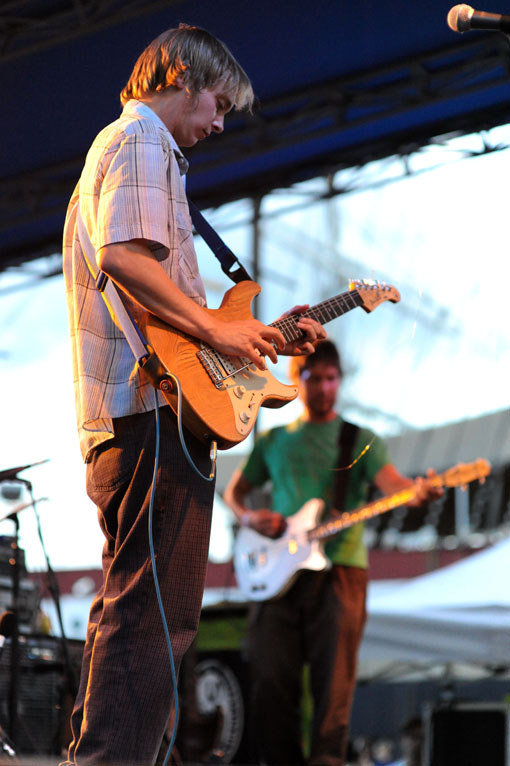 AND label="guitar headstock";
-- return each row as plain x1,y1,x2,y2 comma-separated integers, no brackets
442,458,491,488
350,279,401,313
